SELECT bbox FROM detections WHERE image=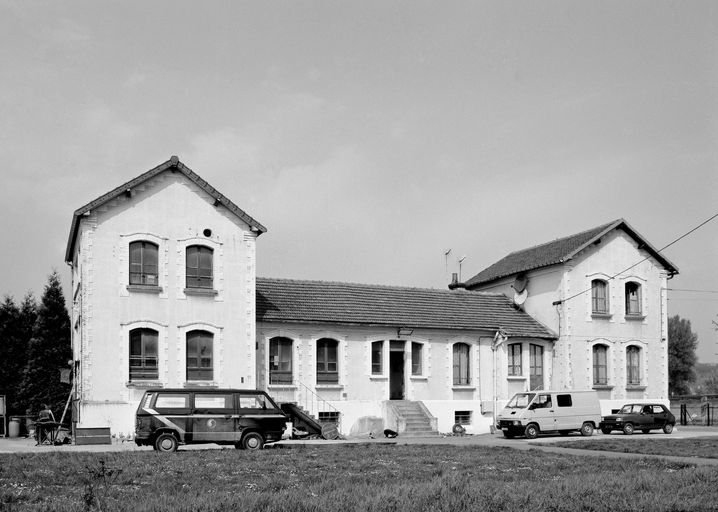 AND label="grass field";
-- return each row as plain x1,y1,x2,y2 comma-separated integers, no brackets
1,444,716,511
549,436,718,458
